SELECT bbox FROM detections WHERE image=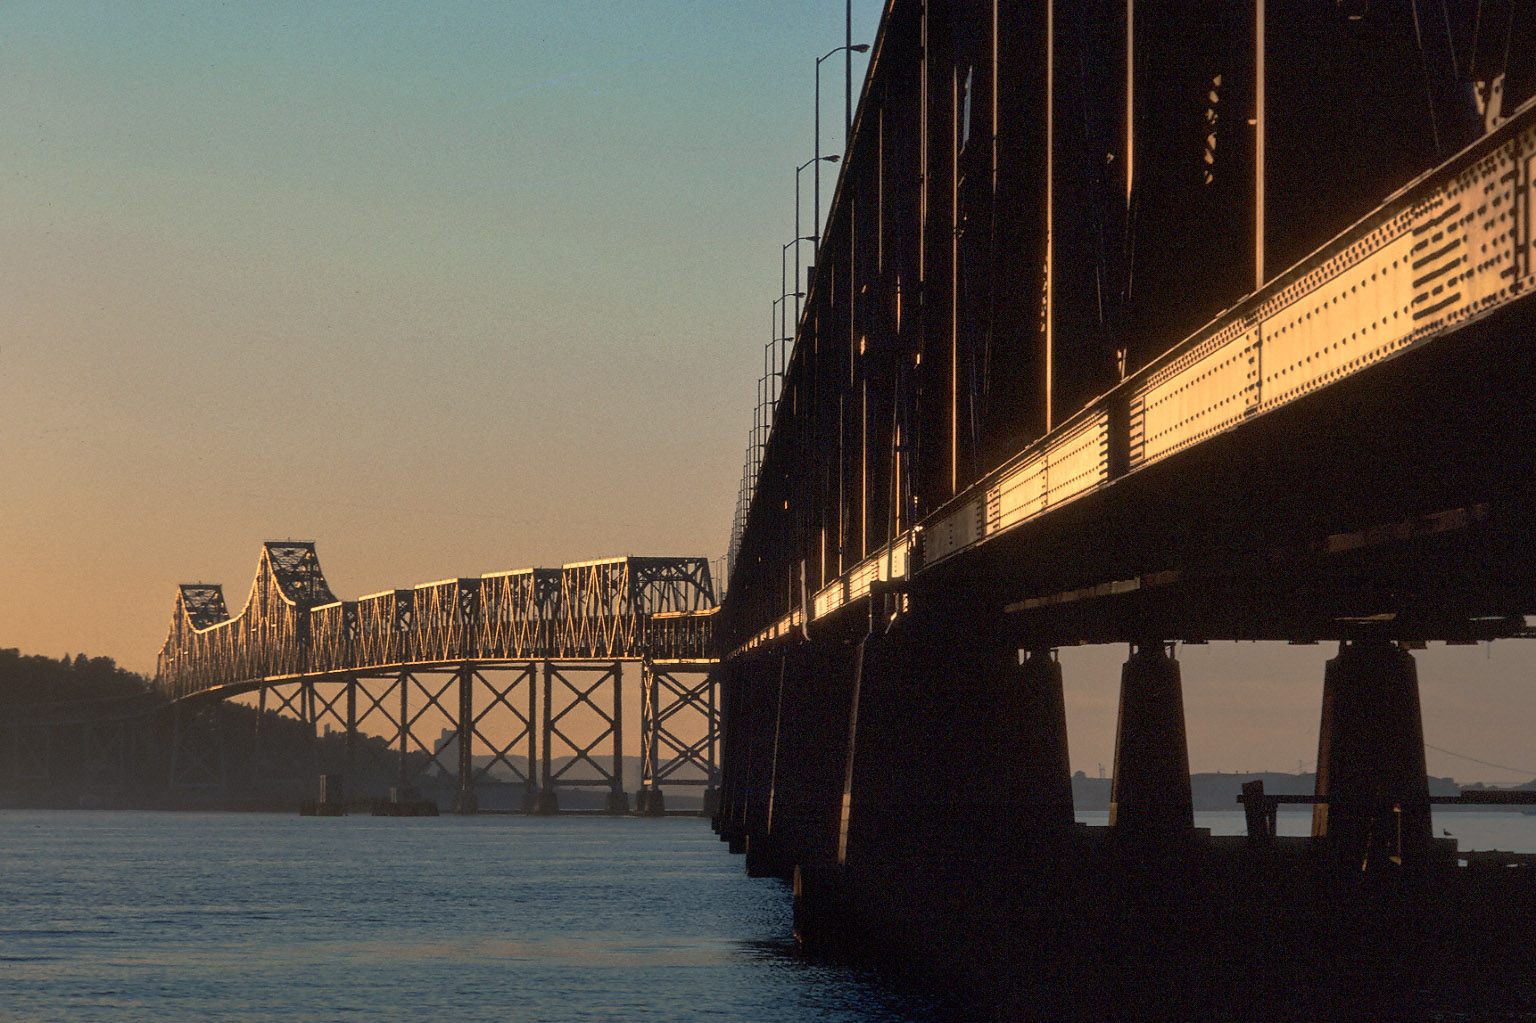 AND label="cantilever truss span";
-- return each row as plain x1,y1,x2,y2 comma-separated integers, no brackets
153,543,721,806
156,543,718,700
